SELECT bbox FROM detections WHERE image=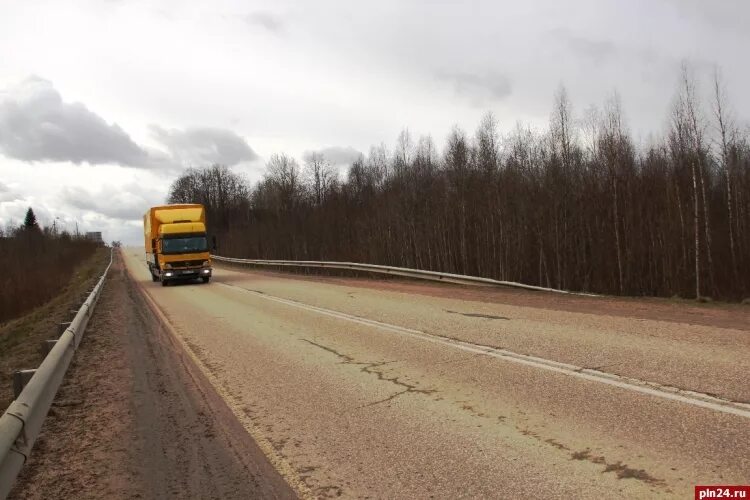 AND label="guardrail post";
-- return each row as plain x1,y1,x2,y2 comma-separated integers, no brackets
12,370,37,399
40,340,57,357
57,322,72,336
